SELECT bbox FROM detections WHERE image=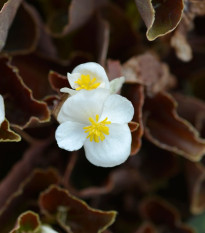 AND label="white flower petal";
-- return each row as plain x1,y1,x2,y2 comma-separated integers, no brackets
0,95,5,125
55,121,86,151
109,76,125,94
60,87,77,96
72,62,110,89
41,225,59,233
84,123,131,167
57,89,110,124
67,72,81,89
100,94,134,124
